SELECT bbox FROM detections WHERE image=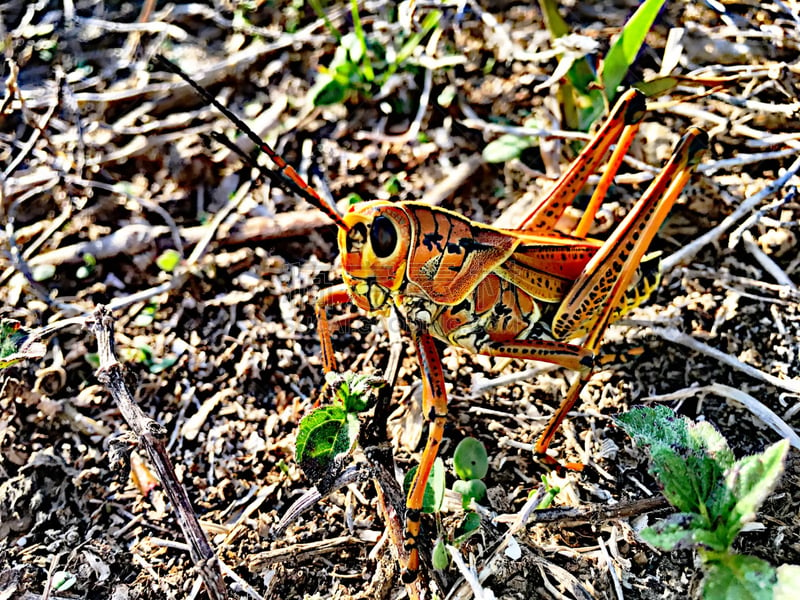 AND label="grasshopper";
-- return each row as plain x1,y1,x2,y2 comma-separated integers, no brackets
158,56,707,581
